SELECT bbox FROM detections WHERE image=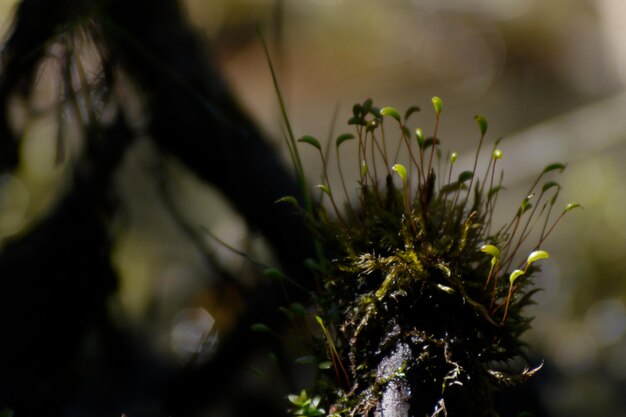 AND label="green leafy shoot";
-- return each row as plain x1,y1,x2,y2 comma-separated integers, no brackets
481,244,501,259
275,195,299,206
526,250,550,268
404,105,421,122
474,114,488,137
509,269,525,285
336,133,355,148
380,106,402,123
298,135,322,151
288,390,326,417
543,162,567,175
